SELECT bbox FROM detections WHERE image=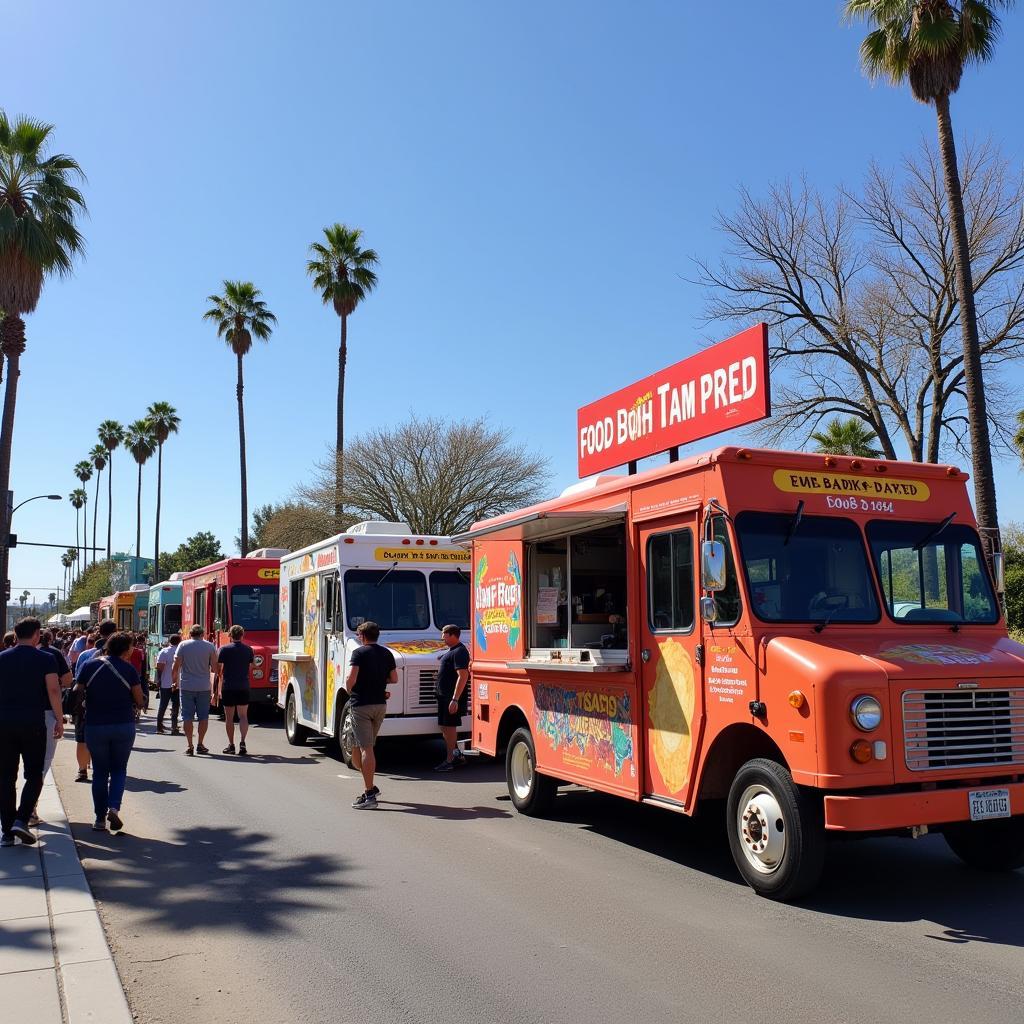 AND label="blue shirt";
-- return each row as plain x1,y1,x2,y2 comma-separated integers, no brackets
77,656,139,726
74,643,104,679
